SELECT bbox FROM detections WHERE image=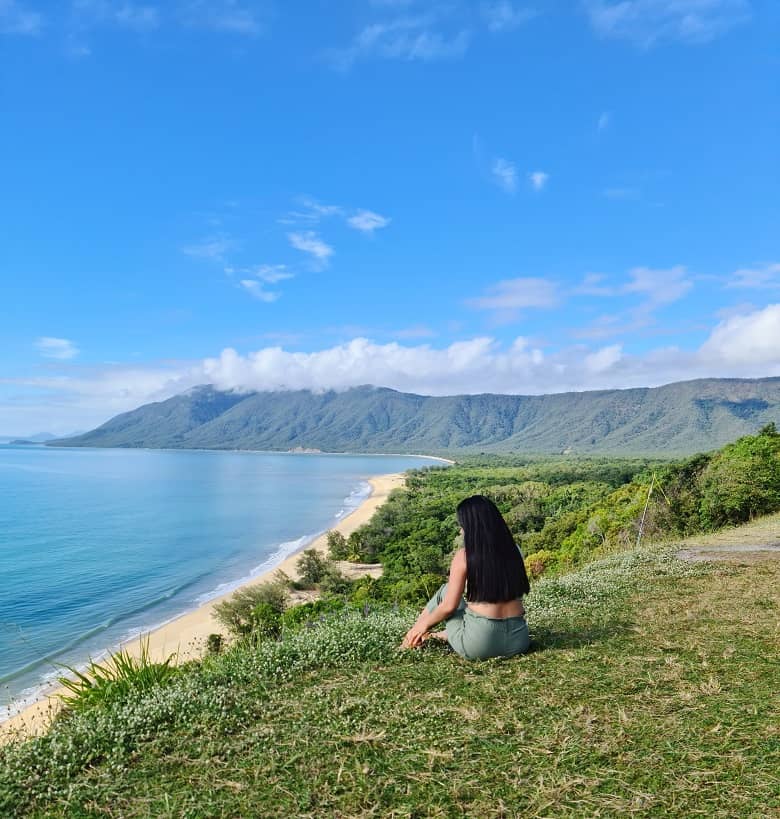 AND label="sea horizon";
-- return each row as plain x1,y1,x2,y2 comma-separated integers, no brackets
0,445,441,718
